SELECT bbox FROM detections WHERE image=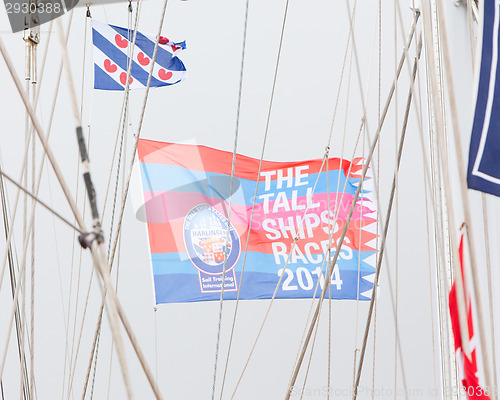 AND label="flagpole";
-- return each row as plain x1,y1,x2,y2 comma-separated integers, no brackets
424,0,460,397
